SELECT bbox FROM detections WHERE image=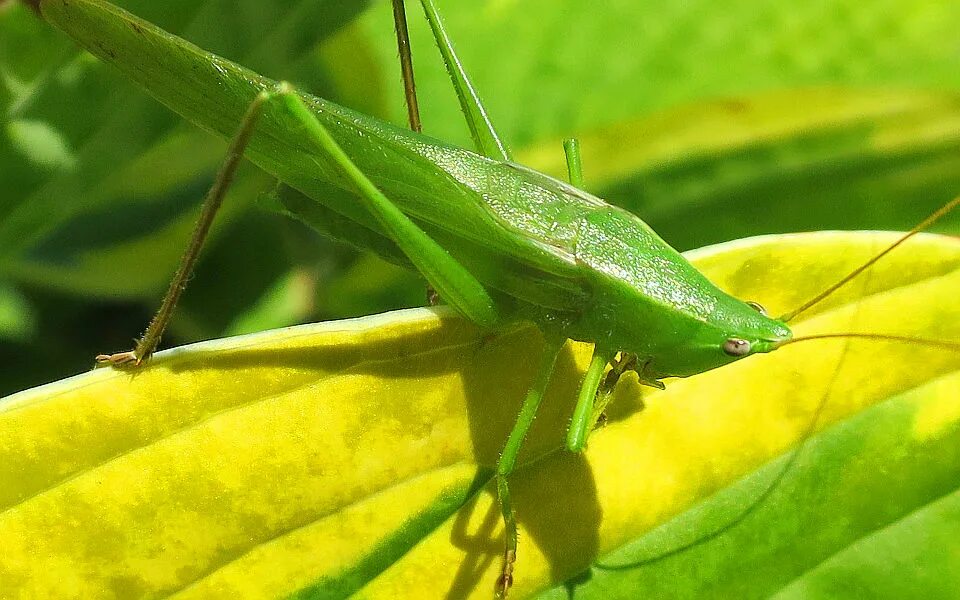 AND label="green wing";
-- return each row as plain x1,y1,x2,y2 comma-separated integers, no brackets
42,0,593,311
